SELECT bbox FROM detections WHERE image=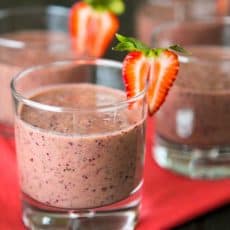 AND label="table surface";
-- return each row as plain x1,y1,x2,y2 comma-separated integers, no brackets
1,1,230,229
